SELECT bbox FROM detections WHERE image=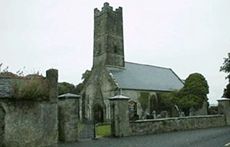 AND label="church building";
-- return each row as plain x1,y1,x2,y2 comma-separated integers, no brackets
81,2,184,122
